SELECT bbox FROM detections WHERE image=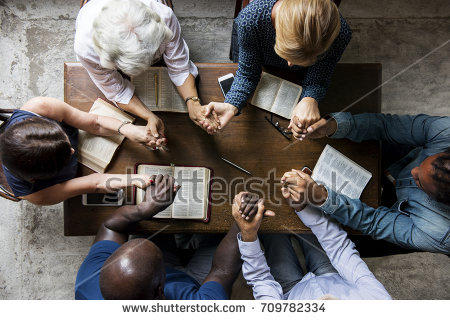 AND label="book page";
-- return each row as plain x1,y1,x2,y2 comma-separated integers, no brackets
311,145,372,199
250,72,282,111
78,130,119,172
136,165,174,218
132,69,158,109
172,167,208,219
159,70,187,113
270,80,302,119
